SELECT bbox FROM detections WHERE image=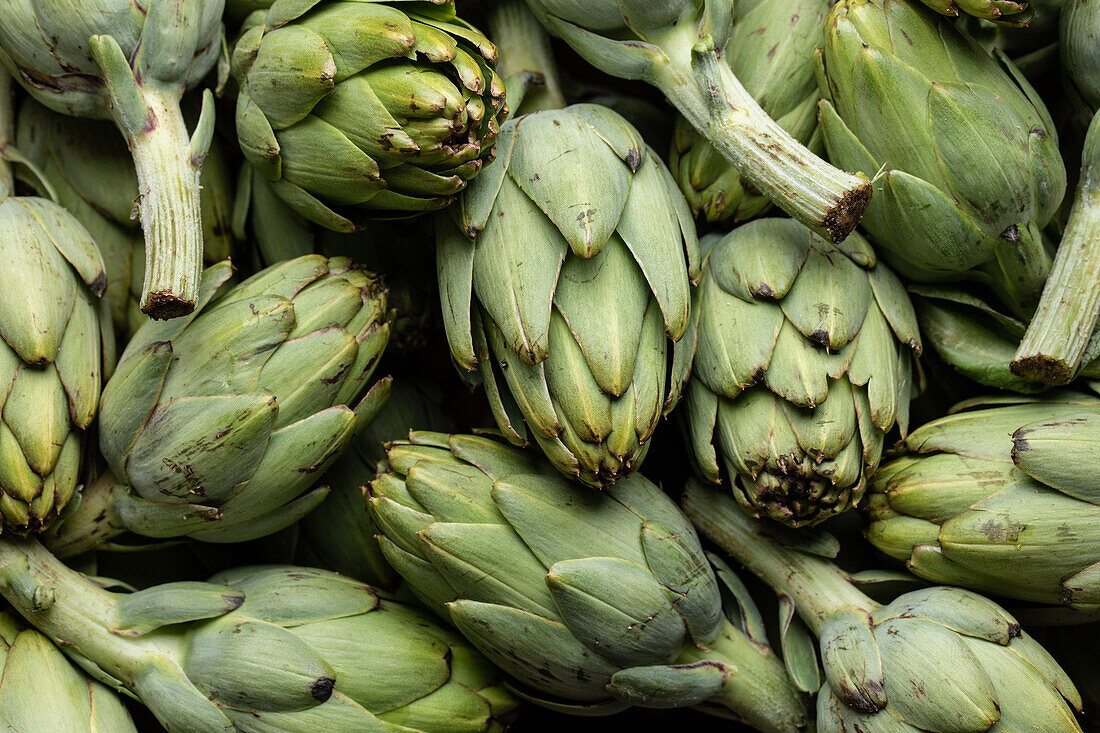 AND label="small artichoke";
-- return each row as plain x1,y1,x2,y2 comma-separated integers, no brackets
0,541,519,733
48,255,391,555
0,610,138,732
818,0,1066,317
368,432,809,731
0,182,111,534
15,99,236,339
672,219,922,527
438,104,700,486
670,0,826,223
866,394,1100,613
683,480,1086,733
231,0,506,230
0,0,225,317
